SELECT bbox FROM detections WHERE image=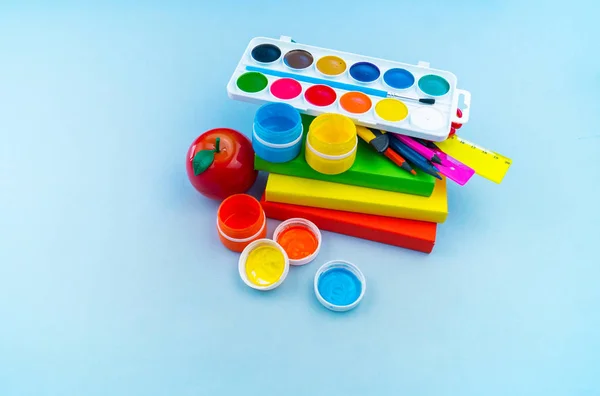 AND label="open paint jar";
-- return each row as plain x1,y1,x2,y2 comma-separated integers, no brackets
314,260,366,312
217,194,267,253
253,103,303,163
239,239,290,291
273,218,321,266
305,114,357,175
